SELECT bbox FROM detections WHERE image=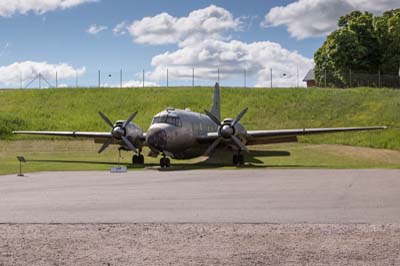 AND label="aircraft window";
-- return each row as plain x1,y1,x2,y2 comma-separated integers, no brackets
152,115,181,127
